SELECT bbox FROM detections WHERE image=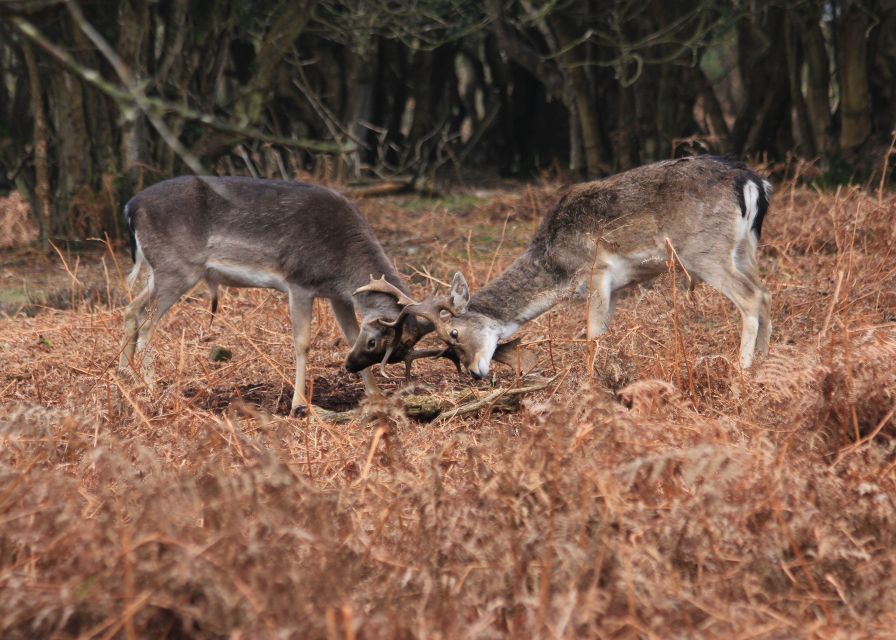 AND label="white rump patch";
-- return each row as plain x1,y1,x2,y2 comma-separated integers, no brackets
126,232,144,289
742,180,760,233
